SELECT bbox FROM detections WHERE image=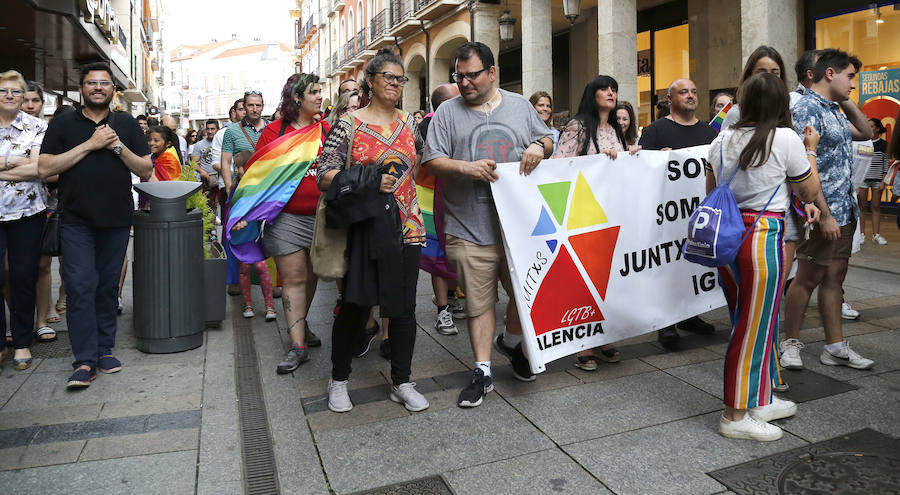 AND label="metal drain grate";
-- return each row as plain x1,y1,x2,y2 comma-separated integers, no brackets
30,332,73,359
233,312,281,495
353,476,454,495
709,428,900,494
